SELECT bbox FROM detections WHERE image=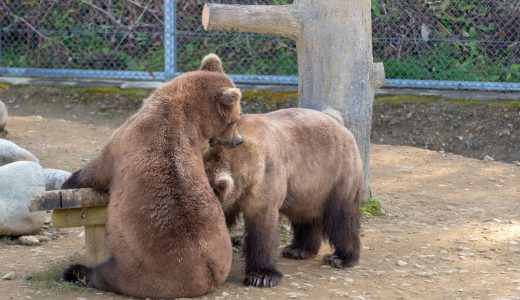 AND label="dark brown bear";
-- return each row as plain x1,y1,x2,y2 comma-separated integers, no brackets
204,108,364,287
60,54,243,299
